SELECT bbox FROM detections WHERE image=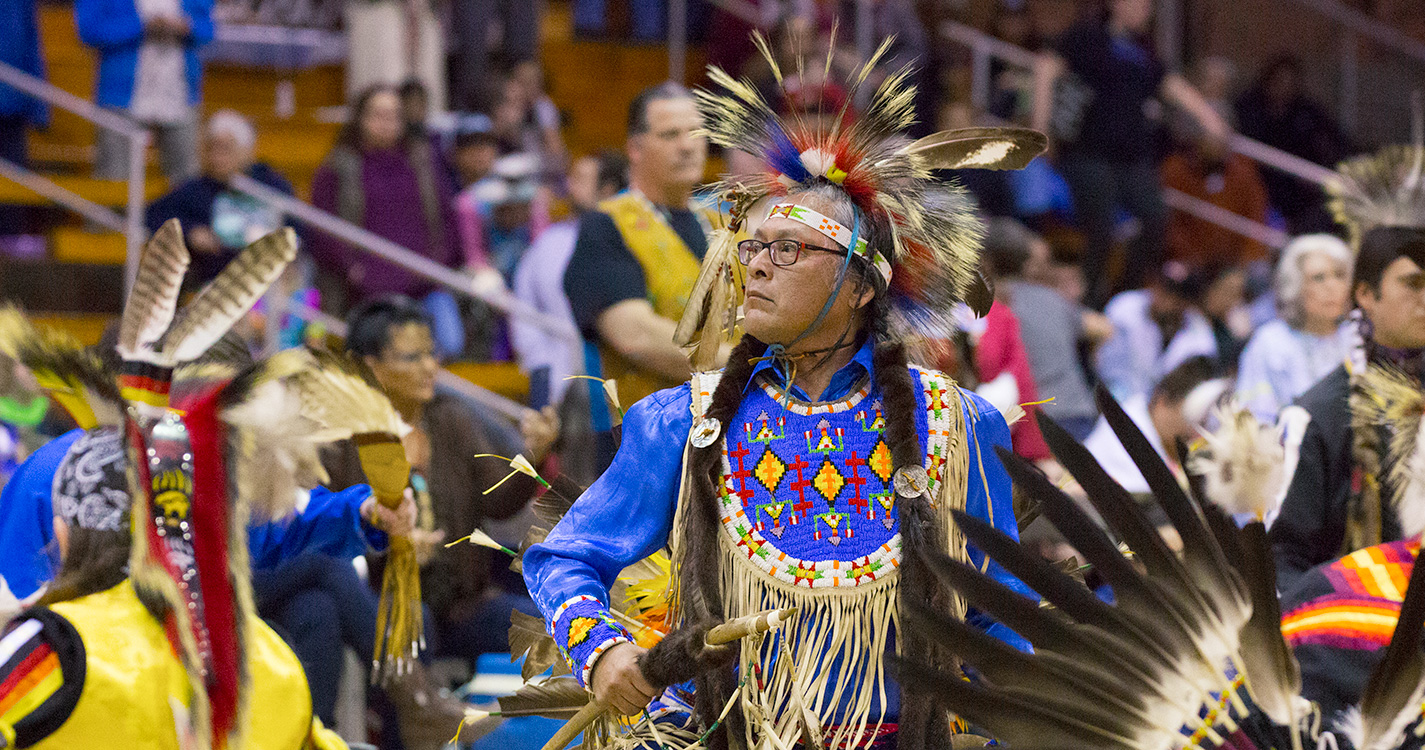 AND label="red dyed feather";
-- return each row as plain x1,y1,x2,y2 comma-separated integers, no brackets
184,391,243,746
